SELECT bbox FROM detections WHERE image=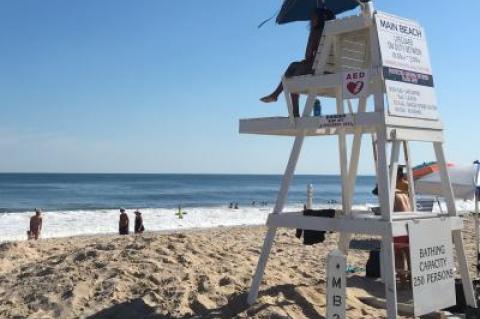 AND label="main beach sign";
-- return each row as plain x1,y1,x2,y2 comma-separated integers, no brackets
376,12,439,120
